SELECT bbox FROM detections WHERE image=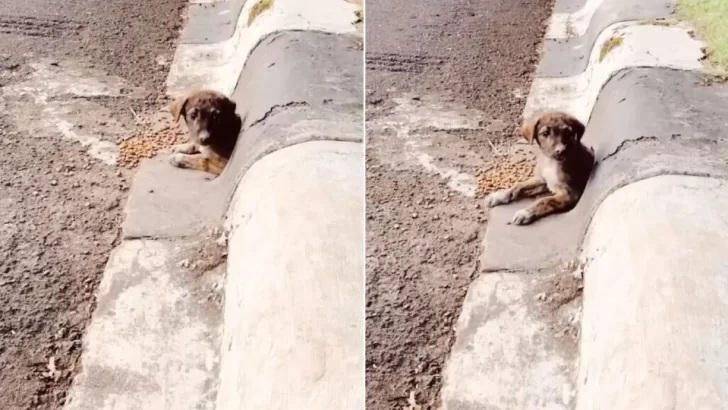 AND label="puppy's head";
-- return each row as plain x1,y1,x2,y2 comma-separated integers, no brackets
520,112,585,161
170,90,238,146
